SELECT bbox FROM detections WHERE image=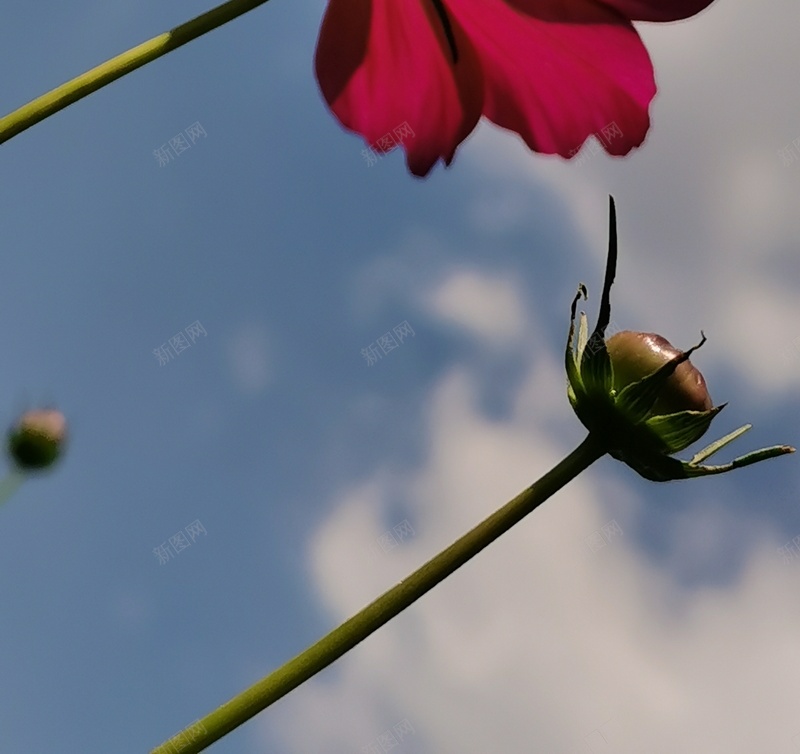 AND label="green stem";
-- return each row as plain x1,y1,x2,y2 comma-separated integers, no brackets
0,471,25,508
151,433,607,753
0,0,272,145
